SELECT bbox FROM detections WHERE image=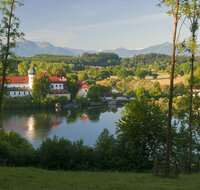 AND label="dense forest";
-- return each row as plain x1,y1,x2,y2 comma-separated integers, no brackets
7,52,200,78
